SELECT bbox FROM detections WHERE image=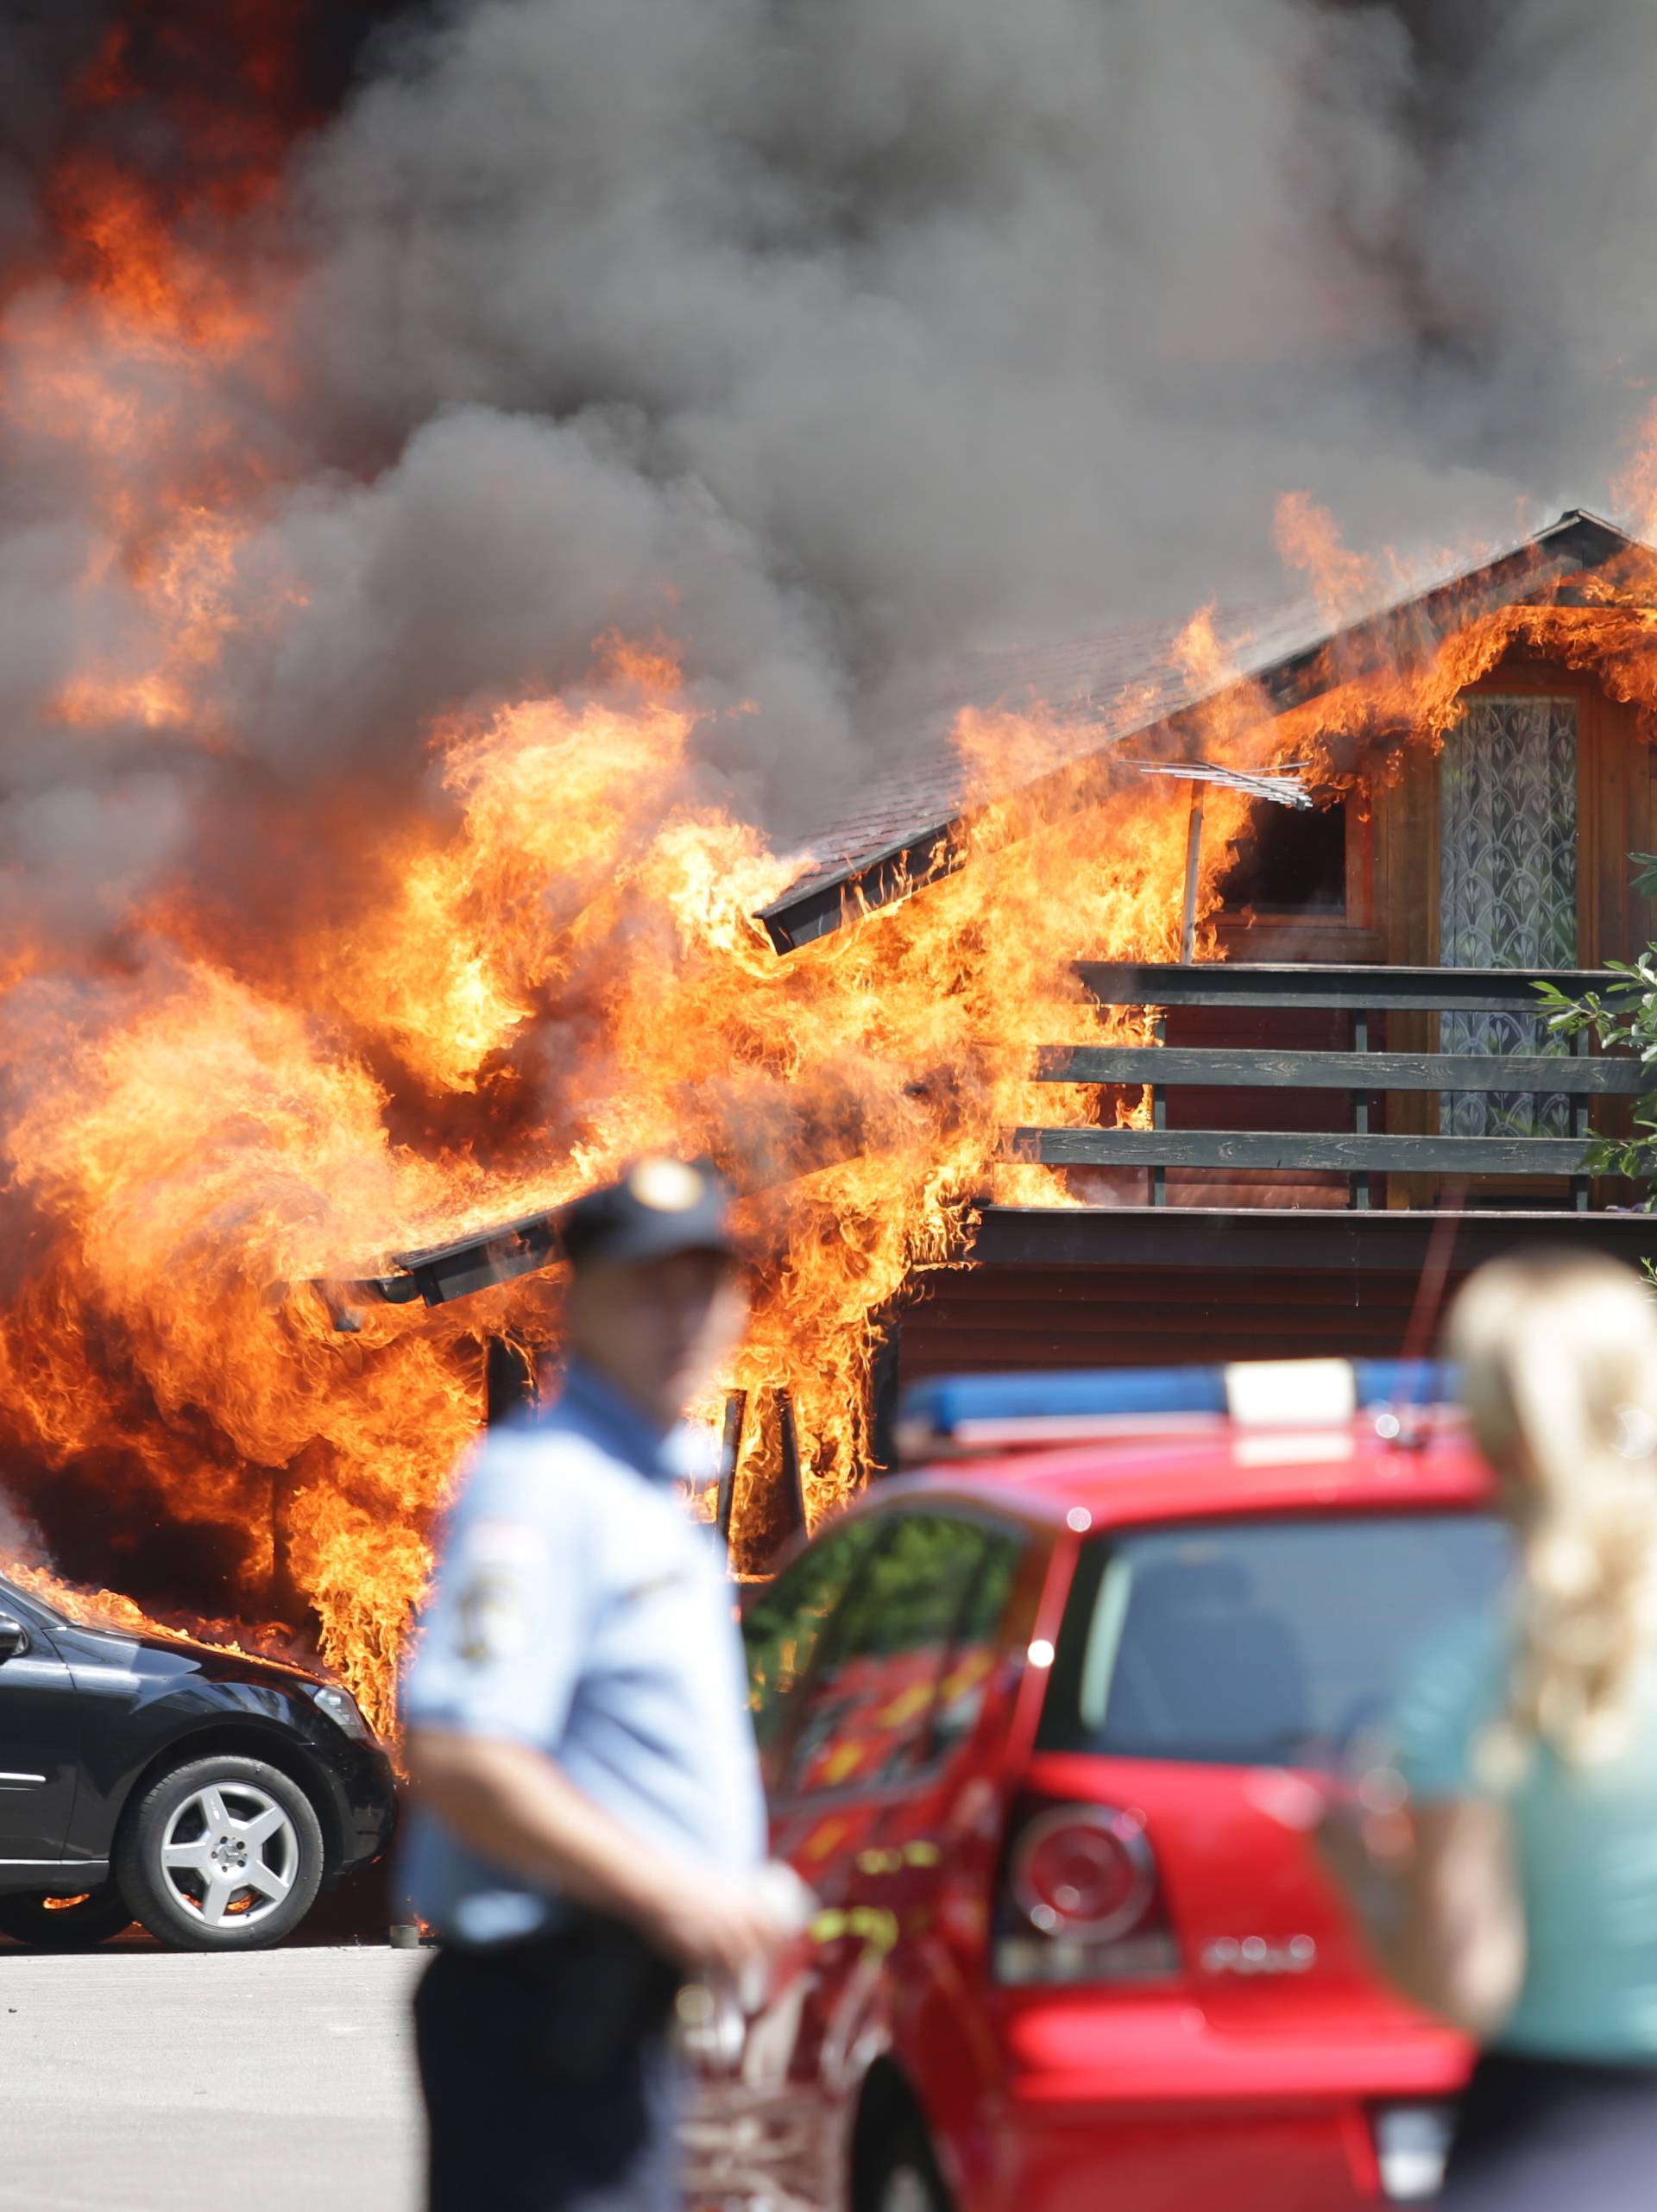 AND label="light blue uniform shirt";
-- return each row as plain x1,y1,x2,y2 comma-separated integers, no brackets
1394,1606,1657,2062
400,1359,766,1947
